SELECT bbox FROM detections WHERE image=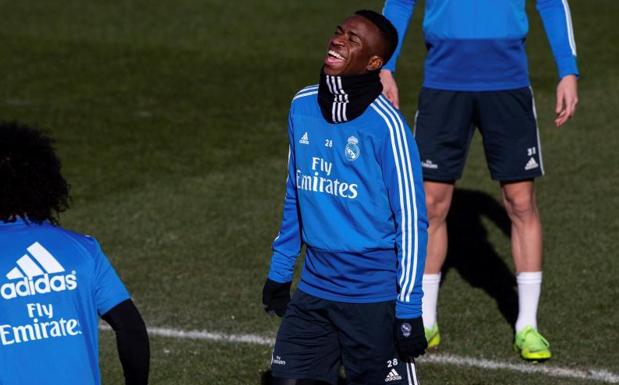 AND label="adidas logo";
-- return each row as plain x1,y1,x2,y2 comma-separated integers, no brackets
524,157,539,170
299,132,310,145
421,159,438,169
385,368,402,382
1,242,77,300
